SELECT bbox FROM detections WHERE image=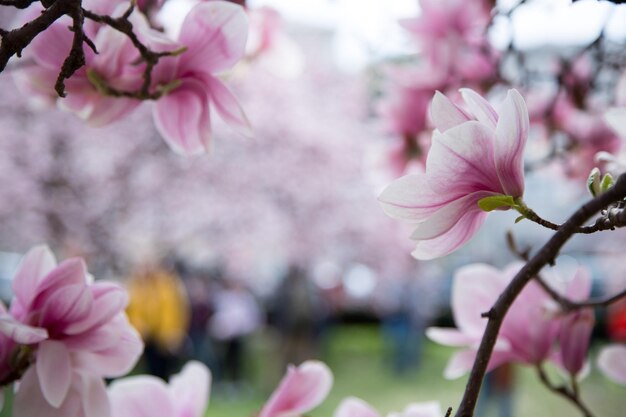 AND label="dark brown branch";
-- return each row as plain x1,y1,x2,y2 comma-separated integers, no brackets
55,0,87,96
0,0,37,8
455,173,626,417
536,365,595,417
0,0,69,72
